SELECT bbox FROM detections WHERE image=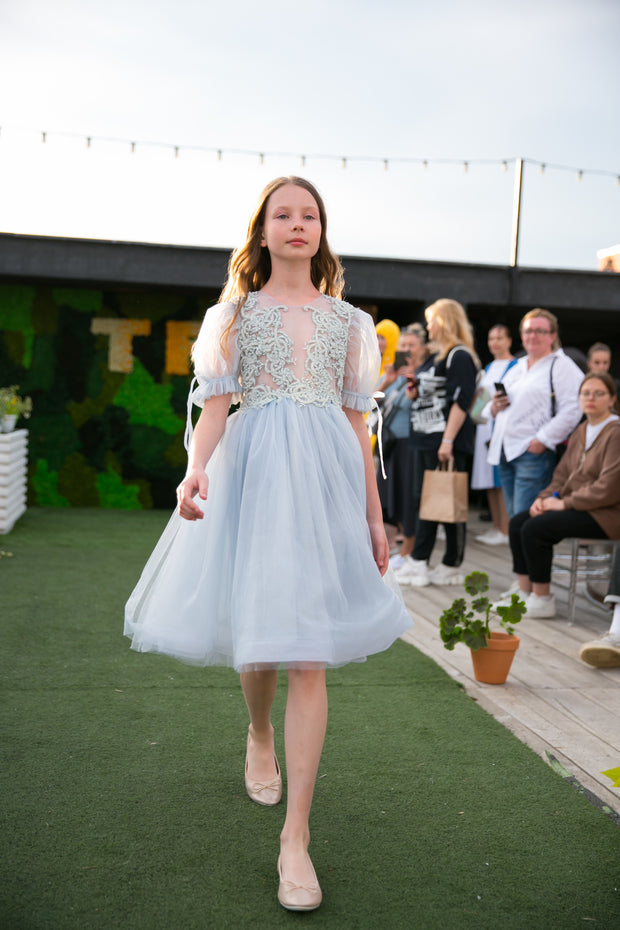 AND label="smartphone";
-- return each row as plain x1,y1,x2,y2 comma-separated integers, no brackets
494,382,507,396
393,351,410,370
